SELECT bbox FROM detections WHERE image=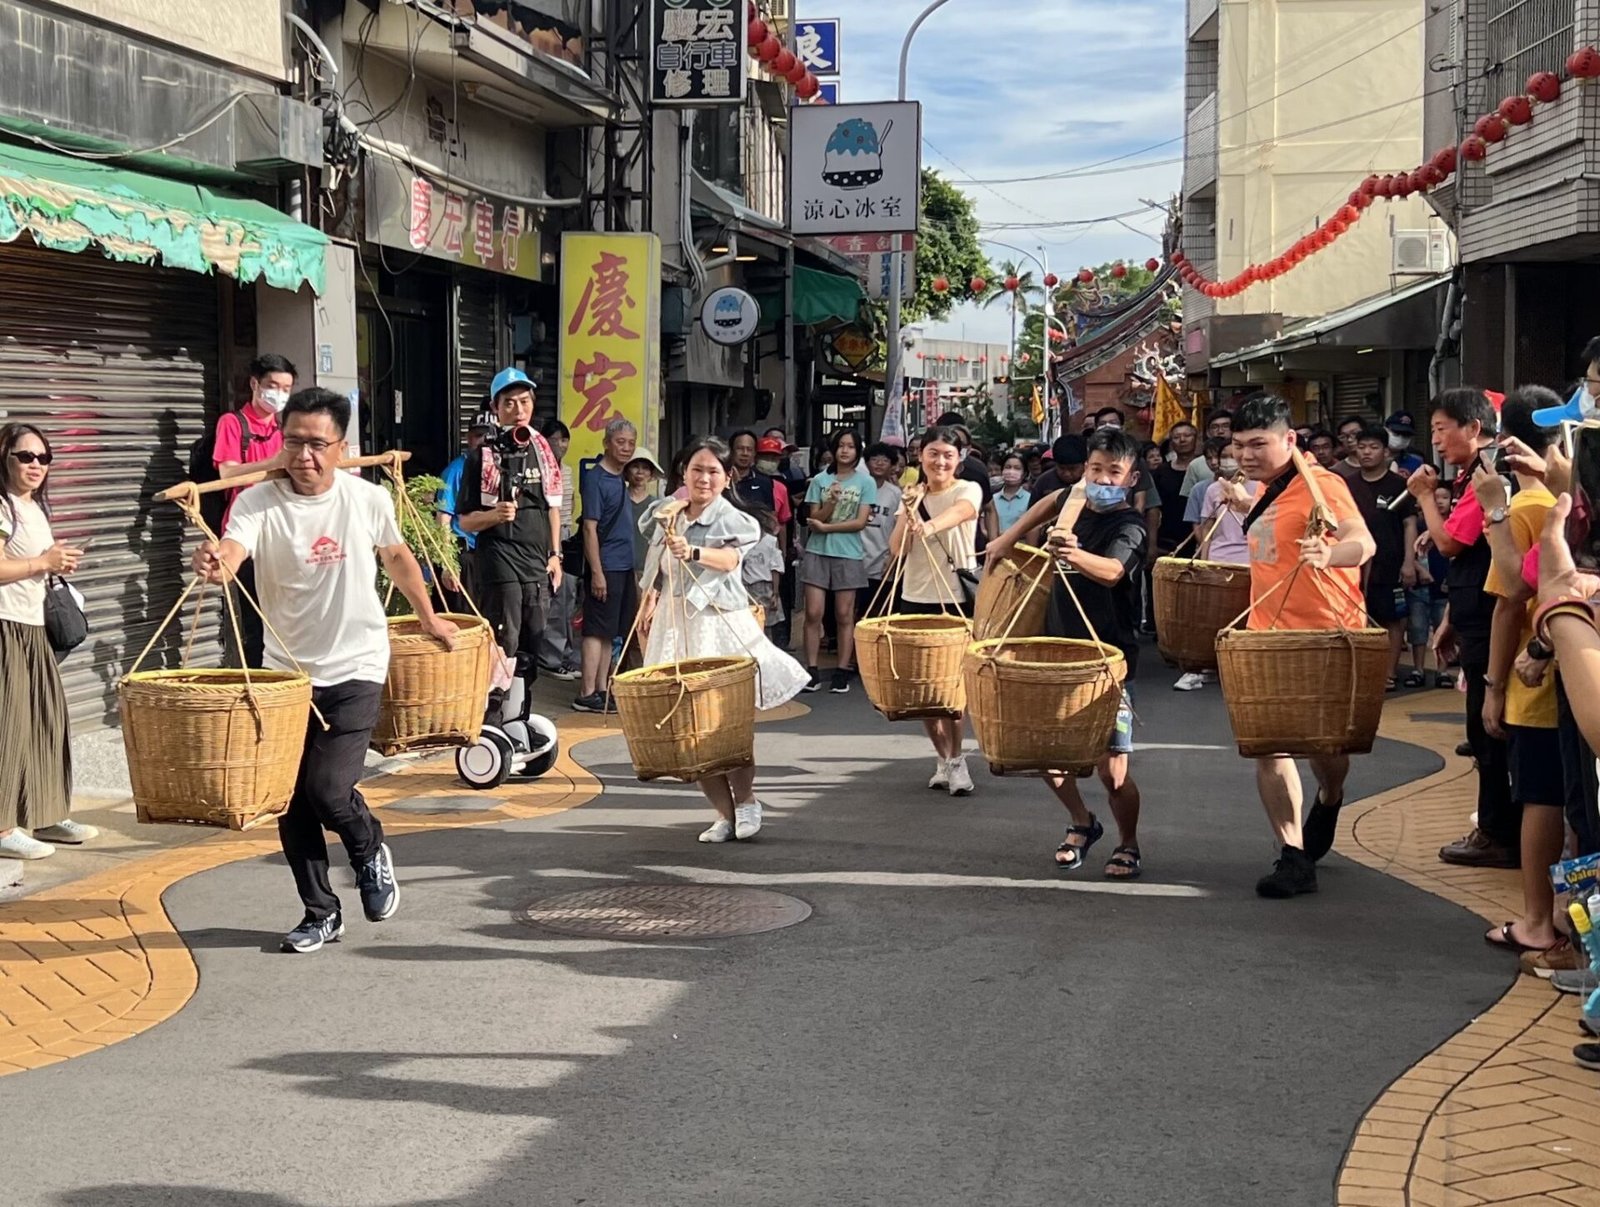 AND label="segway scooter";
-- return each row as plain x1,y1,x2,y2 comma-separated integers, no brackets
457,651,561,789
